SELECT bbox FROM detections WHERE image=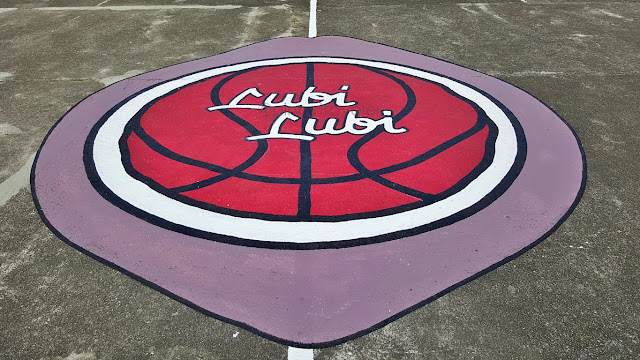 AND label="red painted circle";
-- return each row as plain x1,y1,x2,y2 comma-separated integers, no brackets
124,63,490,218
